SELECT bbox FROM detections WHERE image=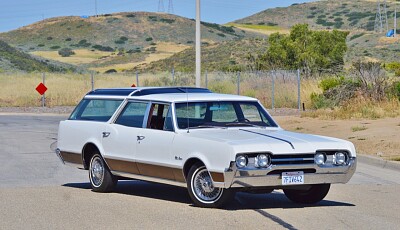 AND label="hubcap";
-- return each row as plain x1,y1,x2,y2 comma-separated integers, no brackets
192,167,223,203
90,157,104,187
